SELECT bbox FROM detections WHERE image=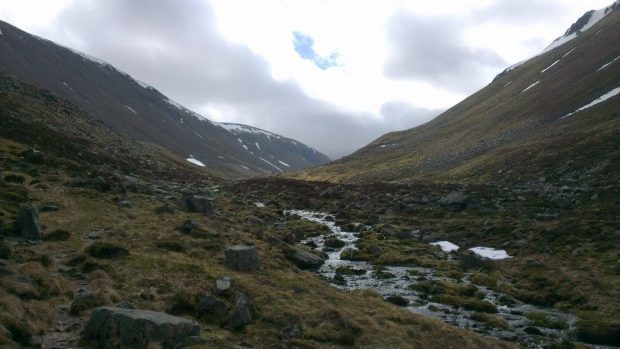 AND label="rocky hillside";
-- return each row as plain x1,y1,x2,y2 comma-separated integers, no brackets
294,3,620,184
0,20,329,177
